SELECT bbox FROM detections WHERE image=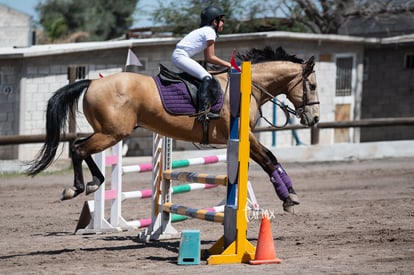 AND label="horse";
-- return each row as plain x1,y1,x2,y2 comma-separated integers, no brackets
27,46,320,213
